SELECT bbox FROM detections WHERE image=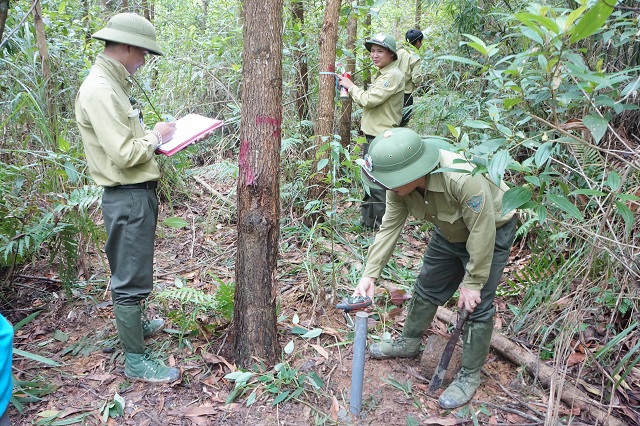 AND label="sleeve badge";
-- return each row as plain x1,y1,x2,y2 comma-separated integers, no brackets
466,194,484,214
